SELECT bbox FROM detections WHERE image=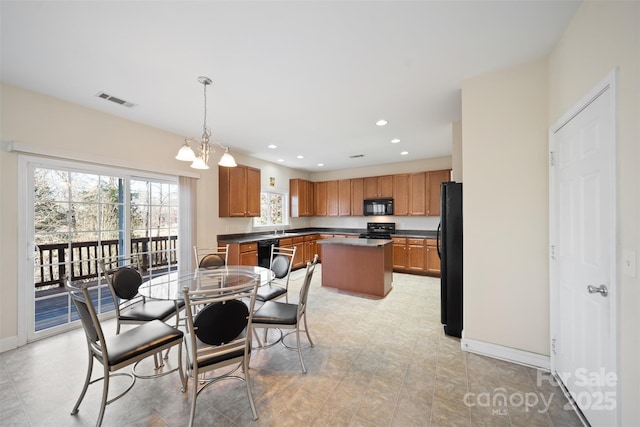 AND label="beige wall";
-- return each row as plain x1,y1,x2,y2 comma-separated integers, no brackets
548,1,639,424
461,57,550,354
0,83,194,344
451,120,462,182
462,1,639,424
